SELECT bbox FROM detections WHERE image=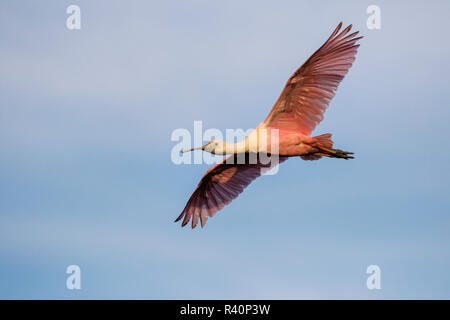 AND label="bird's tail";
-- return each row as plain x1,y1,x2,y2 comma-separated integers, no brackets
314,133,334,150
301,133,354,160
300,134,333,160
